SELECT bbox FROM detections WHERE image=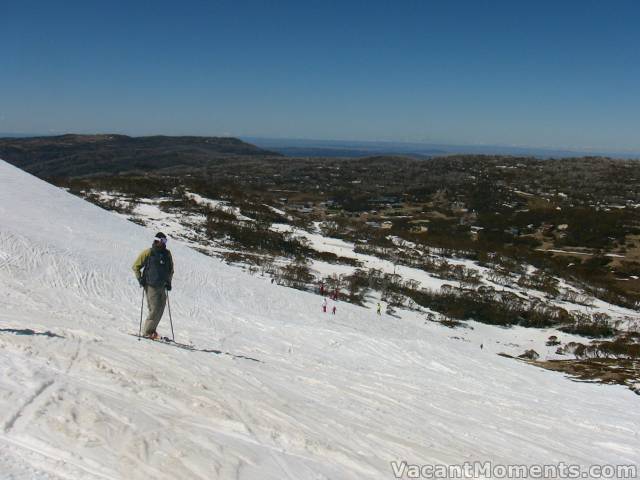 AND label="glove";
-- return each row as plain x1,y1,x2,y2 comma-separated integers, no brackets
138,278,146,287
166,282,172,291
